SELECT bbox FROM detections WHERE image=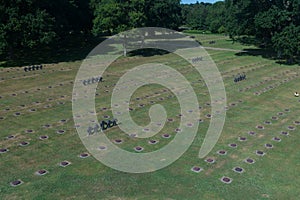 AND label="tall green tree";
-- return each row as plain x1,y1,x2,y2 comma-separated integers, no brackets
272,24,300,62
206,2,226,33
144,0,181,30
254,5,291,43
0,0,56,59
224,0,300,61
91,0,147,56
91,0,146,35
91,0,182,35
91,0,182,56
224,0,272,39
185,3,210,30
37,0,93,35
181,4,192,26
181,2,226,32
